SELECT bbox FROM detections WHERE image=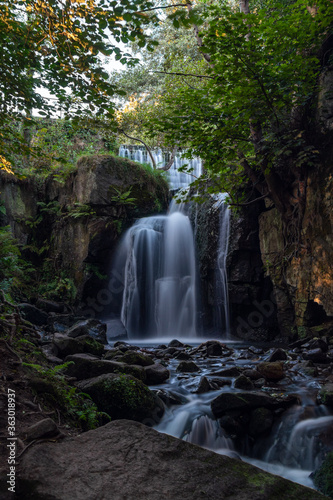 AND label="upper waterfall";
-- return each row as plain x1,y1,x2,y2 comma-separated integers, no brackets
118,146,203,190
